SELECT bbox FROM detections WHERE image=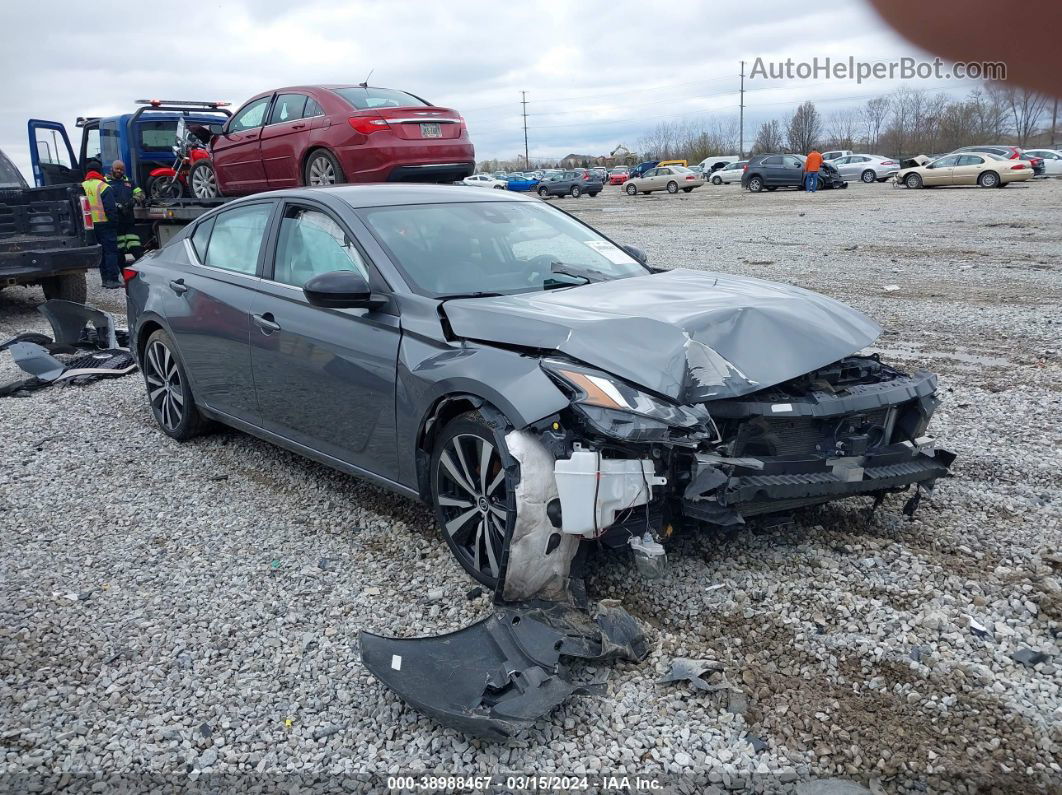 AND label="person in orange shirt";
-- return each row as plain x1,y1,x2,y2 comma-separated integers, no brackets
804,149,823,193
